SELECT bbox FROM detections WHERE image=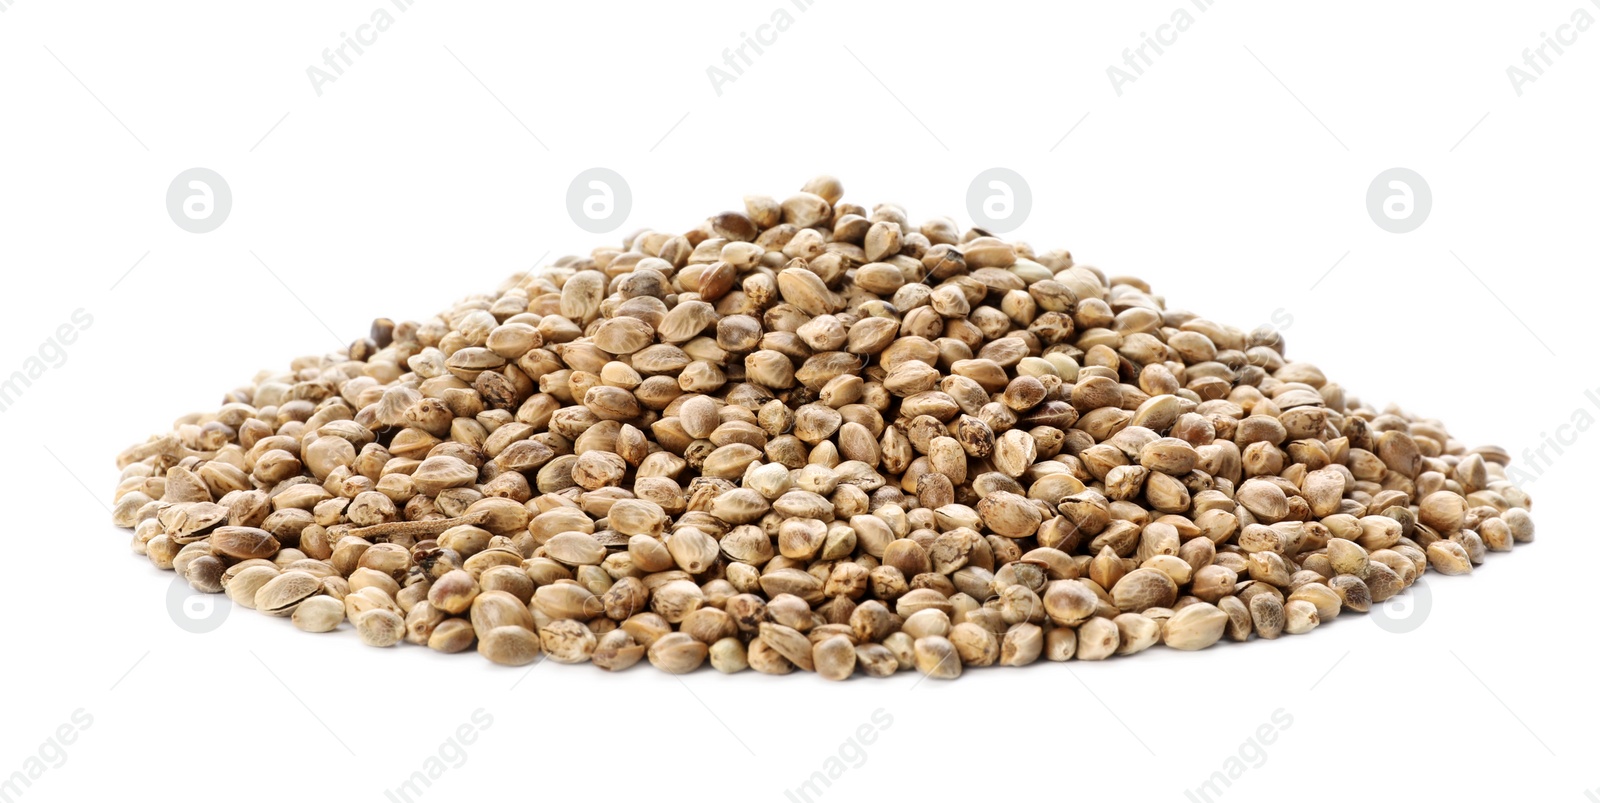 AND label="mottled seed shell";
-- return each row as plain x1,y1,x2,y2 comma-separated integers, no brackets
291,595,345,633
1162,603,1228,651
479,625,542,665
